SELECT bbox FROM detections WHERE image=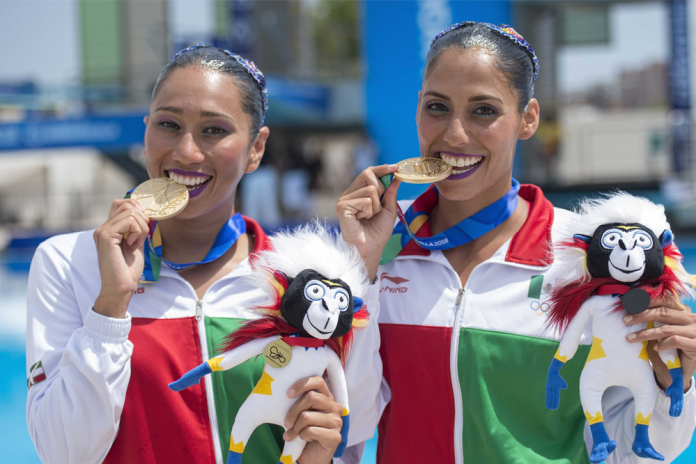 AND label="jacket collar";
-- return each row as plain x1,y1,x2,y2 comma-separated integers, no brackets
396,184,554,267
244,216,272,265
